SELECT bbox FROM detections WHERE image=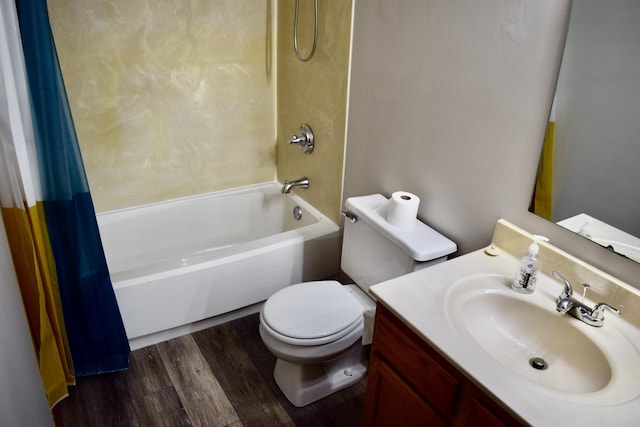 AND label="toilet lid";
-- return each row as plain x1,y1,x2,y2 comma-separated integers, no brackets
262,281,364,340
